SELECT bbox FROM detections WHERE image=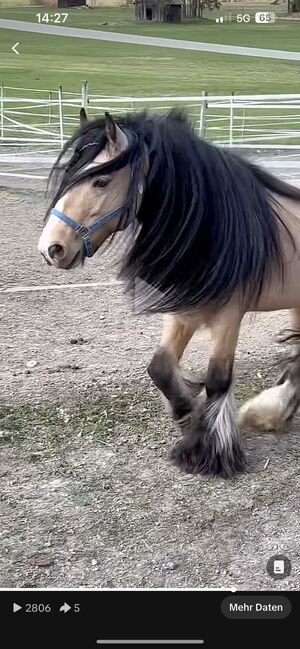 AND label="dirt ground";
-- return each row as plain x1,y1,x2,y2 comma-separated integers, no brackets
0,187,299,590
